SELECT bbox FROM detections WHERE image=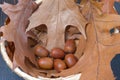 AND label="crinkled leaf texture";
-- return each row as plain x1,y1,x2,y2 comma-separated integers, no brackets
0,0,88,78
52,1,120,80
0,0,44,77
1,0,120,79
26,0,87,51
57,14,120,80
